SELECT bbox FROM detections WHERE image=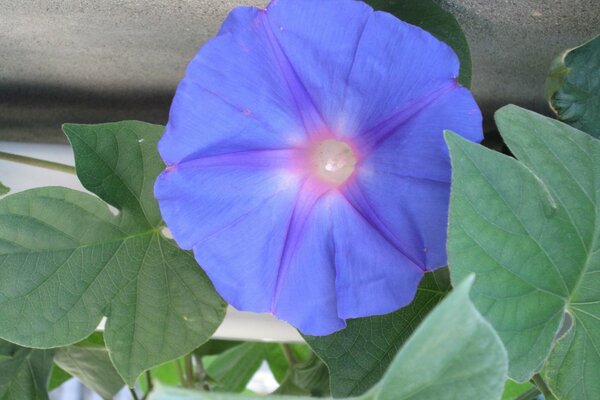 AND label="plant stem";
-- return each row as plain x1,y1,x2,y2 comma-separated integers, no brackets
0,150,76,174
175,359,186,387
141,370,153,400
281,343,298,366
532,373,557,400
129,387,140,400
185,354,195,388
